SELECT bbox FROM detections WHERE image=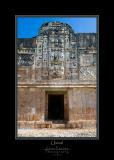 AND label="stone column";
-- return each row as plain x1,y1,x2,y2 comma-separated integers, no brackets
68,88,73,121
40,89,45,121
64,93,69,121
26,68,29,83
